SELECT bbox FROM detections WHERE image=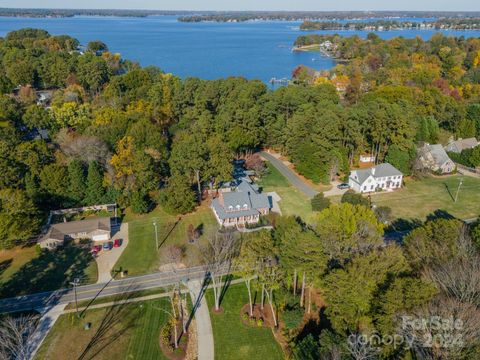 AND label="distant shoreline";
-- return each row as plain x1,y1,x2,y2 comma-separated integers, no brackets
2,9,480,20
